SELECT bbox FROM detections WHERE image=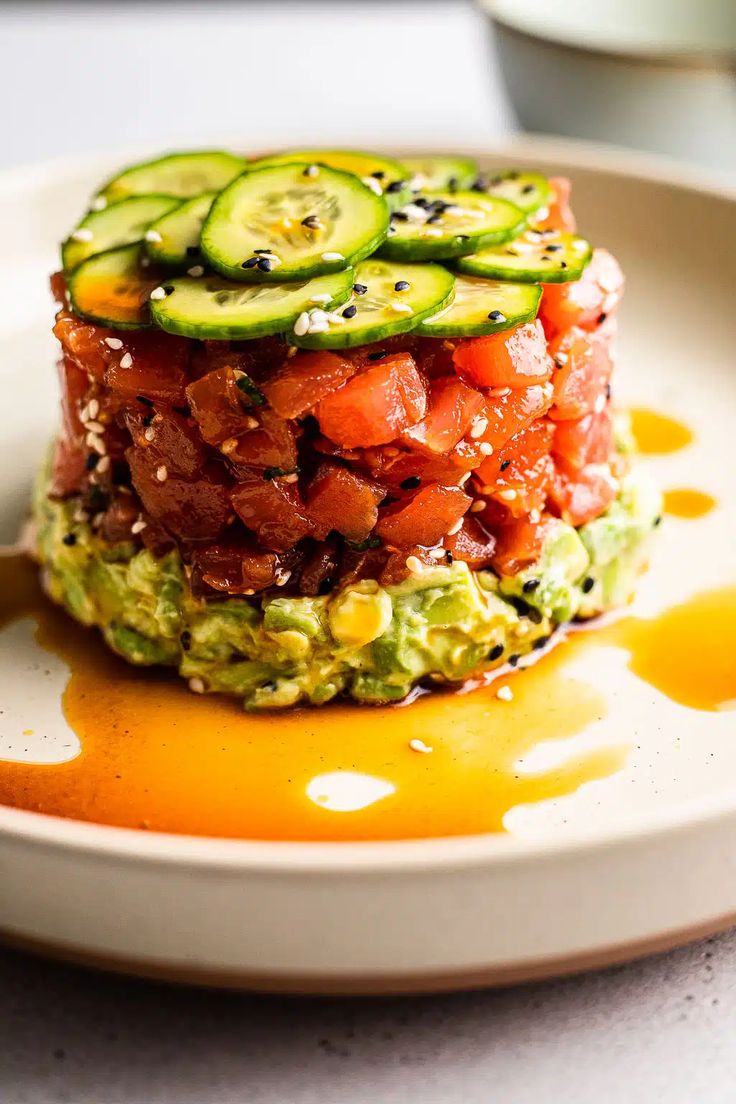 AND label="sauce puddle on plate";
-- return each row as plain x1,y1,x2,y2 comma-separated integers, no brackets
629,407,694,454
0,554,734,841
663,487,717,520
